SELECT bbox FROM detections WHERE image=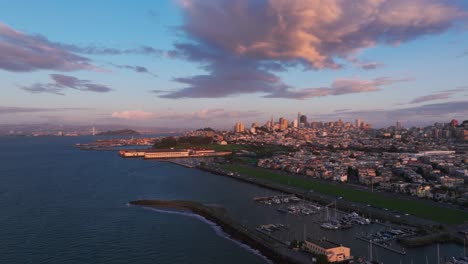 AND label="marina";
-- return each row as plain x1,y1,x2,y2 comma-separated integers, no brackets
254,194,322,216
